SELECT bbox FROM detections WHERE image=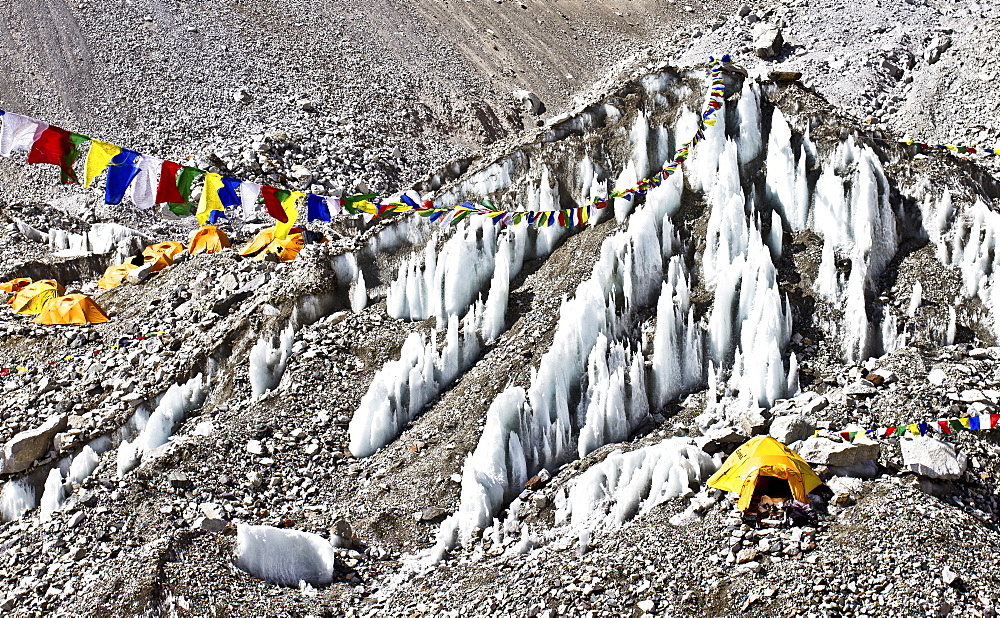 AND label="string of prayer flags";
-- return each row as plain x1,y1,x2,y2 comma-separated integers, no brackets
0,332,166,376
822,412,1000,443
0,54,729,232
898,138,1000,157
